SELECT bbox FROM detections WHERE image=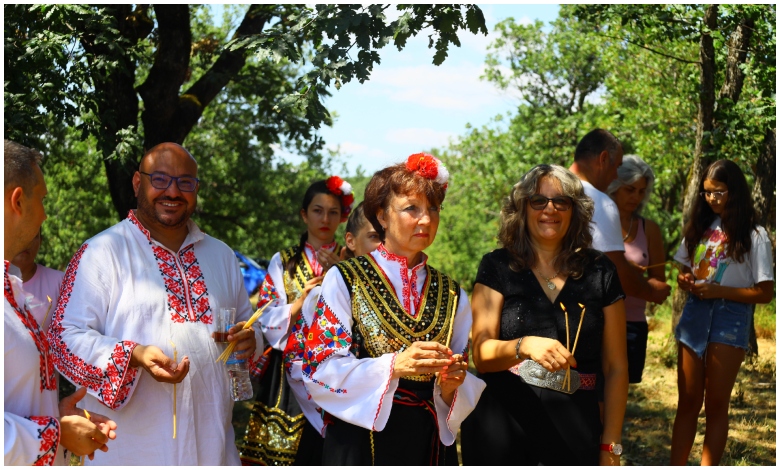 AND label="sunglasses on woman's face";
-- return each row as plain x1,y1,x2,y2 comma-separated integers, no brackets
528,194,573,211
